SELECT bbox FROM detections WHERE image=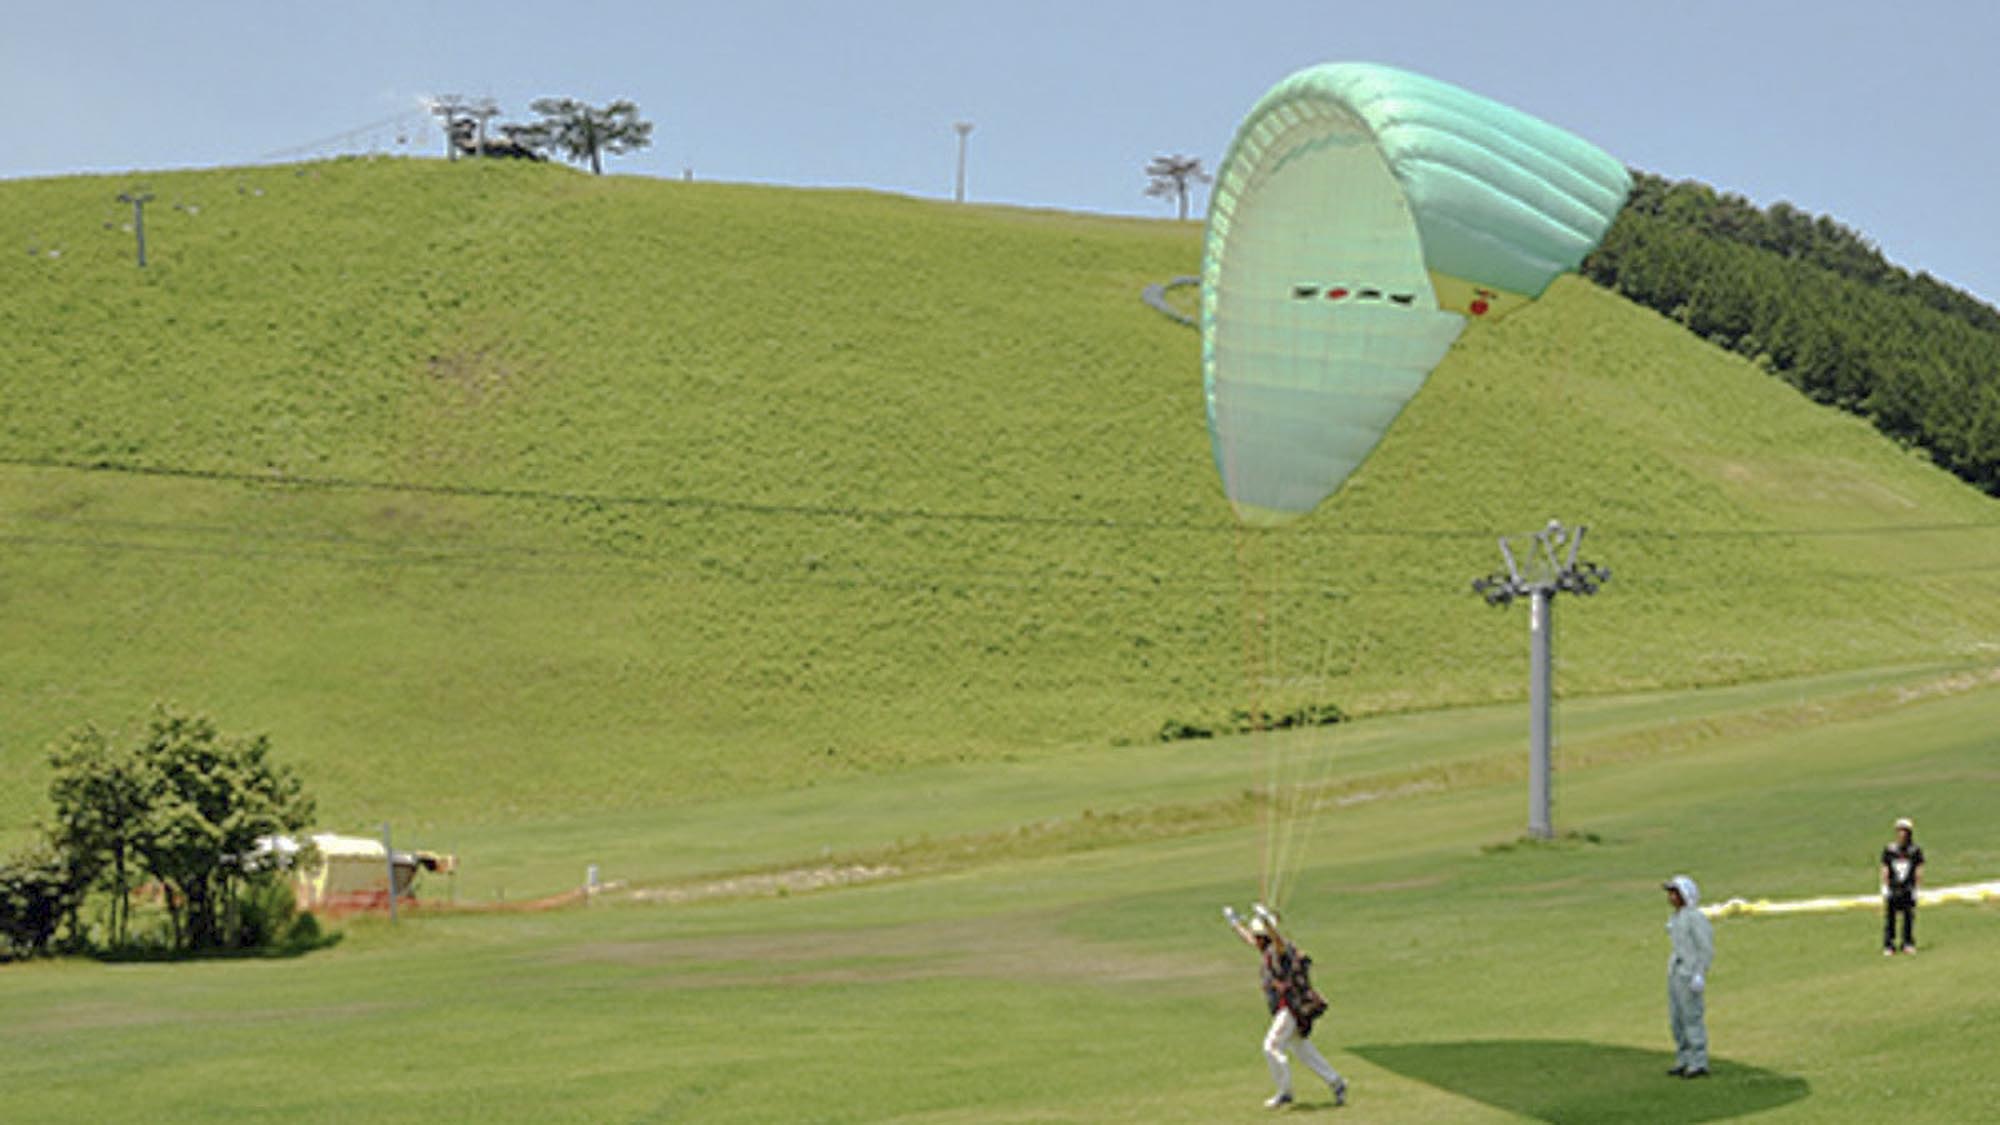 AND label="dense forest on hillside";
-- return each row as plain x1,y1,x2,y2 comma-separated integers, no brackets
1582,172,2000,494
